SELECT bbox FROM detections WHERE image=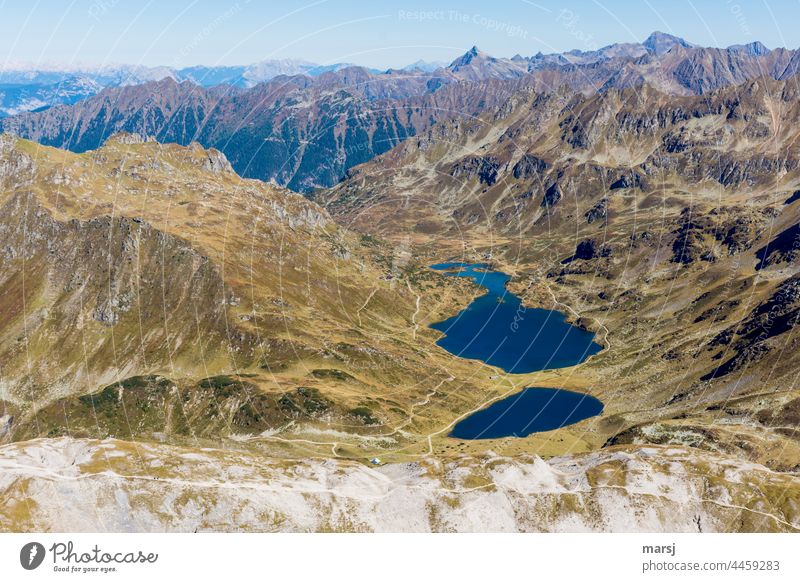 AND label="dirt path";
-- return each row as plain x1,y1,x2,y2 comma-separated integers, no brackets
407,279,421,339
356,287,378,327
